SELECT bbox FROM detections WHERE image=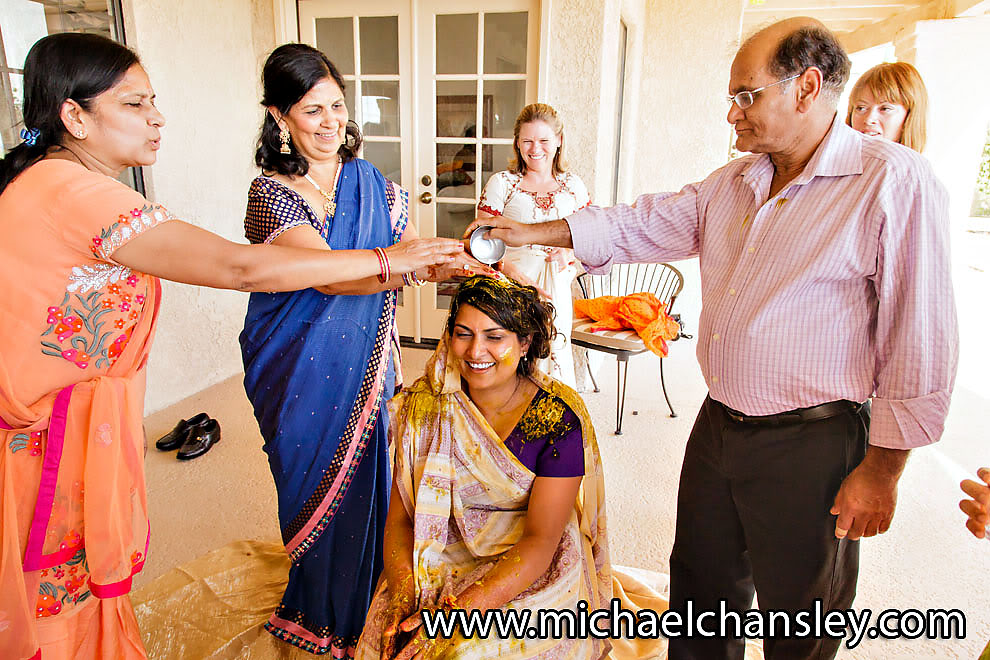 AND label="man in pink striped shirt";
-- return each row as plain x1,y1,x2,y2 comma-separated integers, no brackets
467,17,957,660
